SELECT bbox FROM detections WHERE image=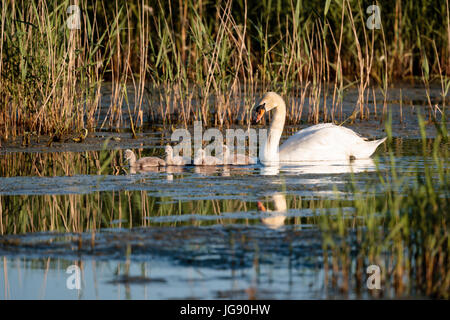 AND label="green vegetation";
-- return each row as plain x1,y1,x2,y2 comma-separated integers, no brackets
1,0,449,139
0,0,448,299
0,116,448,298
319,115,449,298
